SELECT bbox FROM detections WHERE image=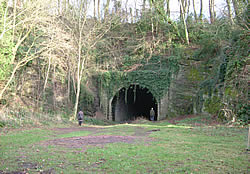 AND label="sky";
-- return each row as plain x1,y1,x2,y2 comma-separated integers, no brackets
87,0,228,20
